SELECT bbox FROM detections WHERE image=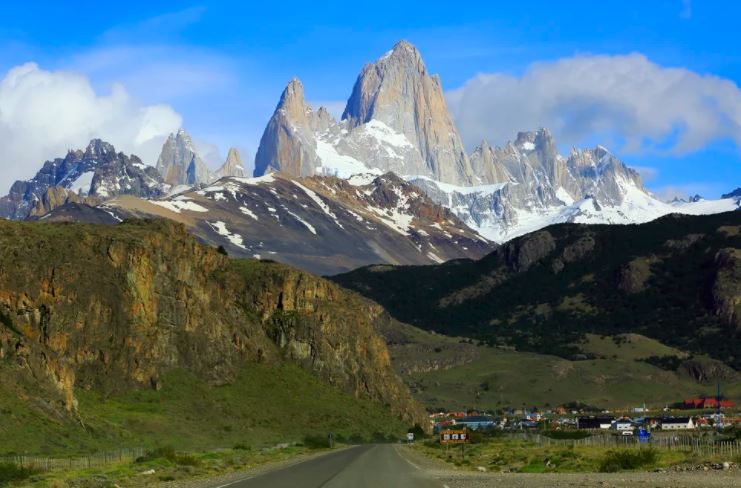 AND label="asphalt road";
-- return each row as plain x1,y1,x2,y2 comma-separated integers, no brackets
220,444,444,488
